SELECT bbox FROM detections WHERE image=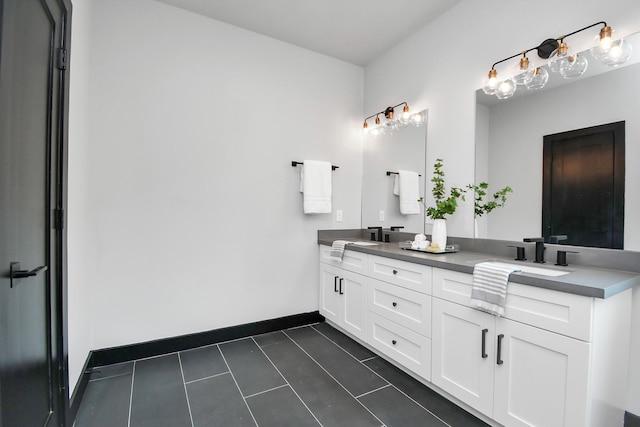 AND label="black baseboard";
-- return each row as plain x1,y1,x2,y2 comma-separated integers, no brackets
627,411,640,427
69,311,324,423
